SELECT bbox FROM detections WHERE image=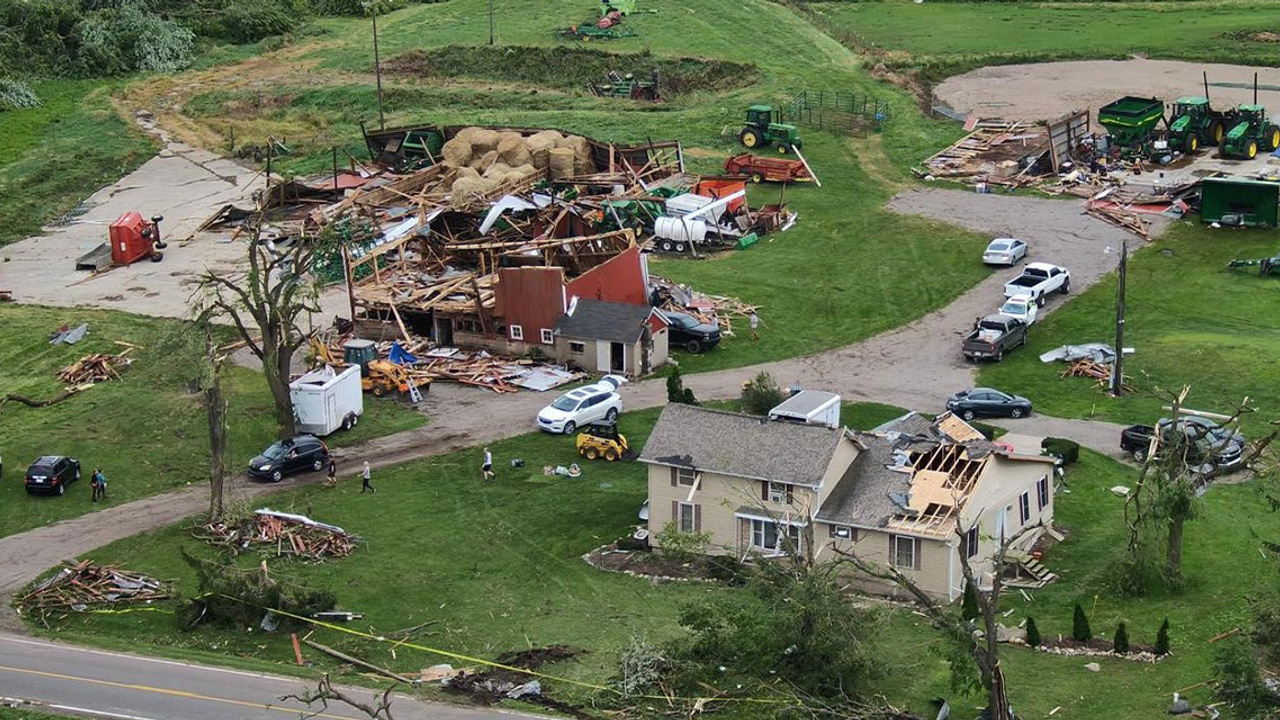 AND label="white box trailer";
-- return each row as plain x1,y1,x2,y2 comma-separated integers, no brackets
290,365,364,436
768,390,841,429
